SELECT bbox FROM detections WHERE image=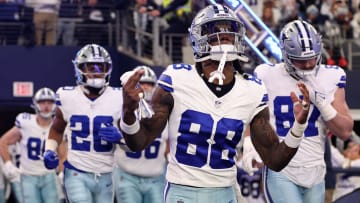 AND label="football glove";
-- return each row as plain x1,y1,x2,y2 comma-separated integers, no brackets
98,125,123,143
3,161,20,182
43,150,59,169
